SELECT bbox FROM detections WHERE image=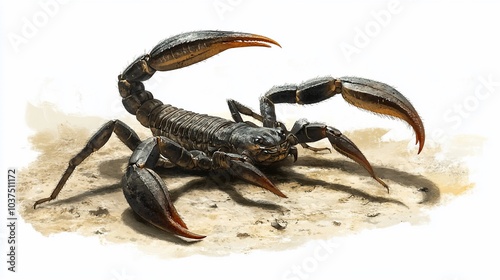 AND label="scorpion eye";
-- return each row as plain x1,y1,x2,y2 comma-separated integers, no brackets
253,136,264,145
276,126,286,138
